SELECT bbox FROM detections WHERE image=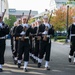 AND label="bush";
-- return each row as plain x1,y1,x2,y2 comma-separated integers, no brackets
4,15,17,28
56,36,66,39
